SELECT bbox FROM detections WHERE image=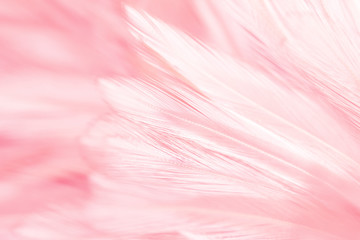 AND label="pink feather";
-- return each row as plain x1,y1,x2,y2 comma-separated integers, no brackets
1,1,360,239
